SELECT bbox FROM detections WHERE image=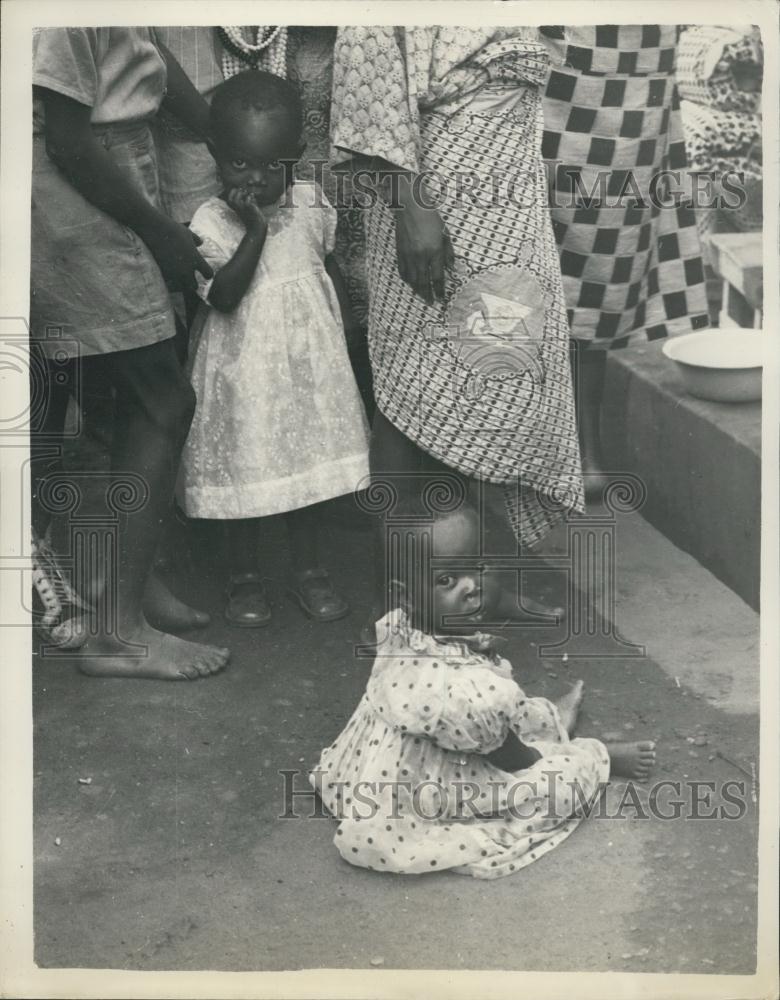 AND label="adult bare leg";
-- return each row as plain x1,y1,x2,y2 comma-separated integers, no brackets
141,317,211,632
75,339,229,679
571,339,609,501
367,409,468,631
